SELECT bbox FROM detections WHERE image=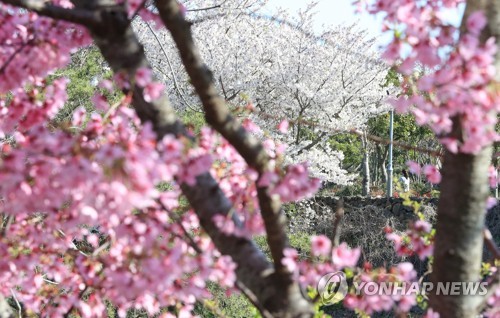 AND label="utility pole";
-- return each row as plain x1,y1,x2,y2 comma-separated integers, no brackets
387,91,394,198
